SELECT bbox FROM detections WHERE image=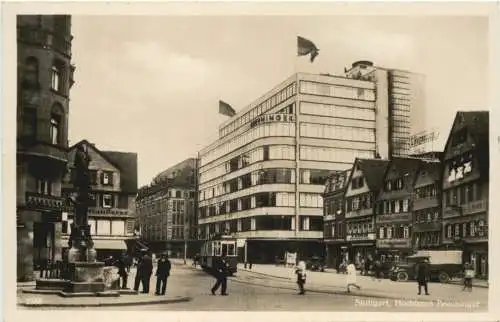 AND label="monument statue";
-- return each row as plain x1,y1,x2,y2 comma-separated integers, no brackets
68,143,97,262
